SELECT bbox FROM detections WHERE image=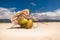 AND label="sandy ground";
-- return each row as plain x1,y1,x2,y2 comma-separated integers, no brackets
0,22,60,40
